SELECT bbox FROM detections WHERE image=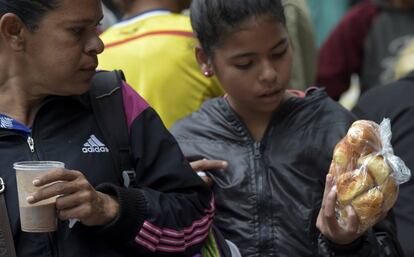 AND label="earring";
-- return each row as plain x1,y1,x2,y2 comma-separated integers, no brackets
202,64,214,77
